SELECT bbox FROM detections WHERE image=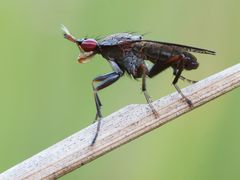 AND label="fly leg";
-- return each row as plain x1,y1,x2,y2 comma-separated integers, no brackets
142,67,159,118
173,68,198,84
91,61,123,145
179,76,198,84
148,54,193,107
172,64,193,107
173,69,198,84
